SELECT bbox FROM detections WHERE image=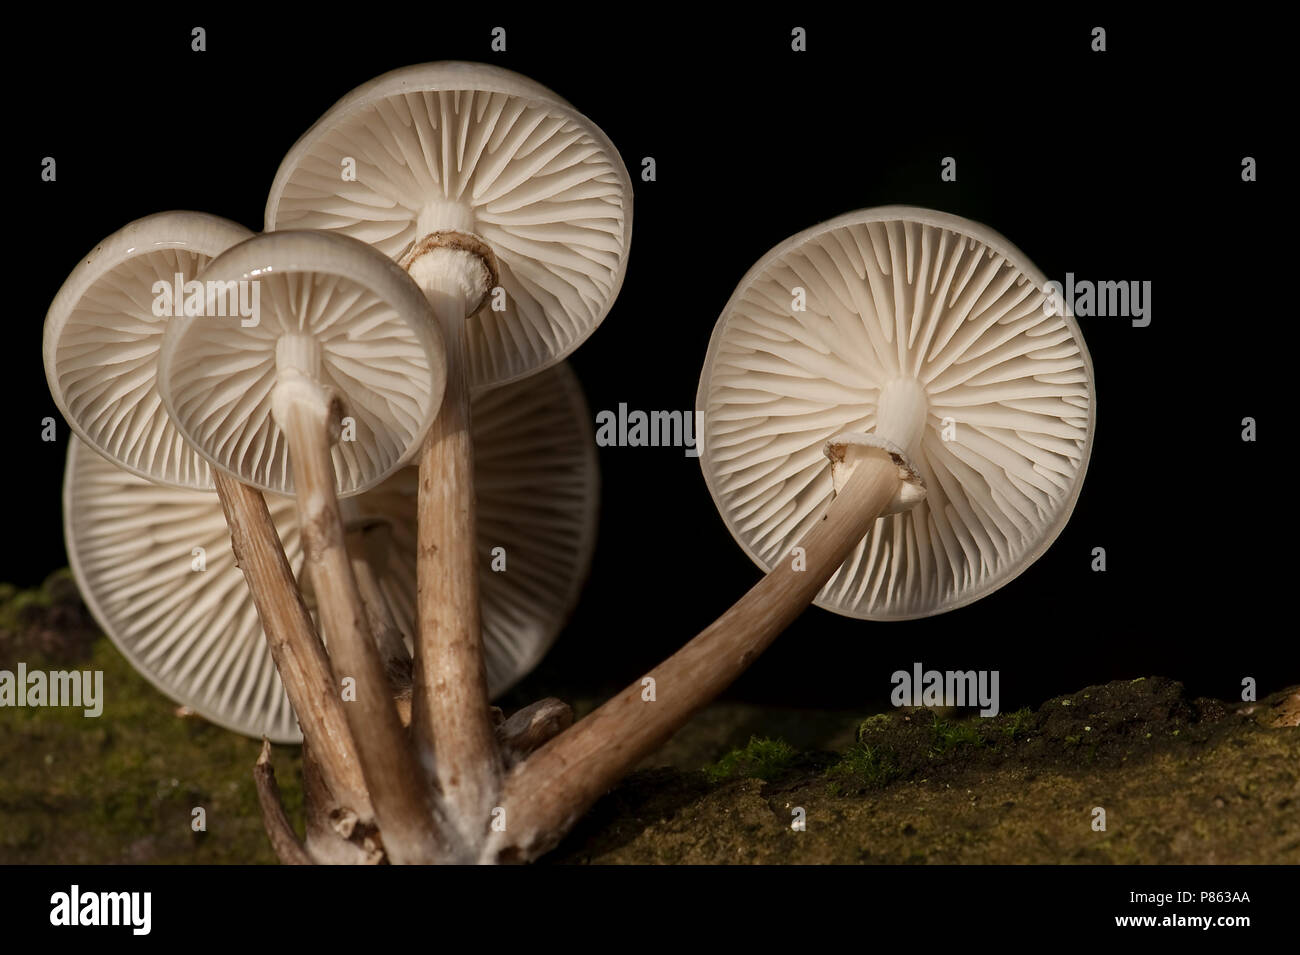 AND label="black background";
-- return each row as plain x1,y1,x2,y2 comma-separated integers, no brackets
7,9,1289,718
